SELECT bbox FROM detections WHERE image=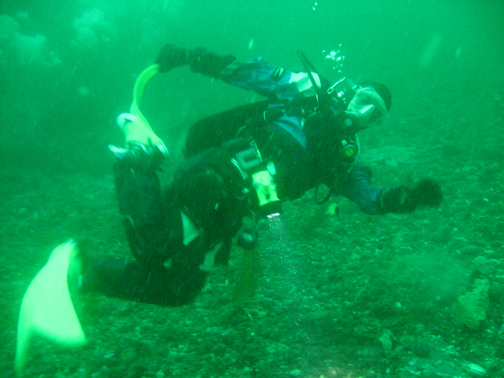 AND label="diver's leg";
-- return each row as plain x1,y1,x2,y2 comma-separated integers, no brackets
81,156,184,292
184,101,269,157
81,160,166,300
113,159,174,265
82,257,207,306
114,158,163,228
82,108,180,301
